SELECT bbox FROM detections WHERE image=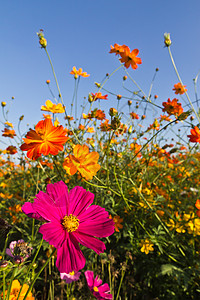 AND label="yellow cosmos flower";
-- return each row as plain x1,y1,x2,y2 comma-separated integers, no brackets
41,100,65,114
2,279,34,300
140,239,154,254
